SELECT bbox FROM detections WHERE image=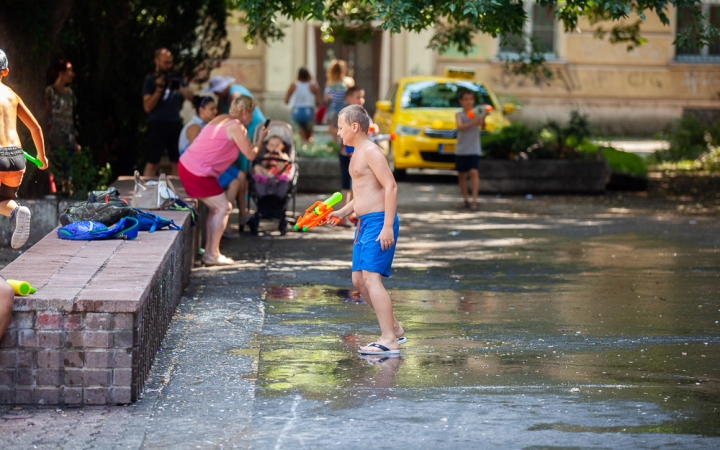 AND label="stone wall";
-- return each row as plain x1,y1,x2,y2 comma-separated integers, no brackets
0,210,194,405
